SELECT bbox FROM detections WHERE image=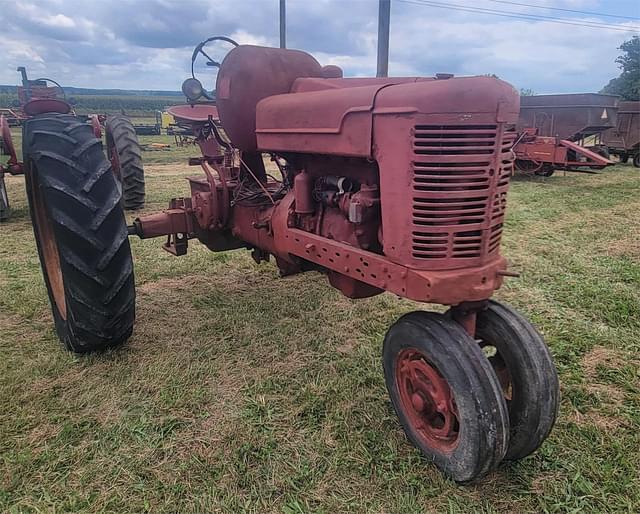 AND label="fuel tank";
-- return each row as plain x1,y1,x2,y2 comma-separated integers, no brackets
216,45,323,151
